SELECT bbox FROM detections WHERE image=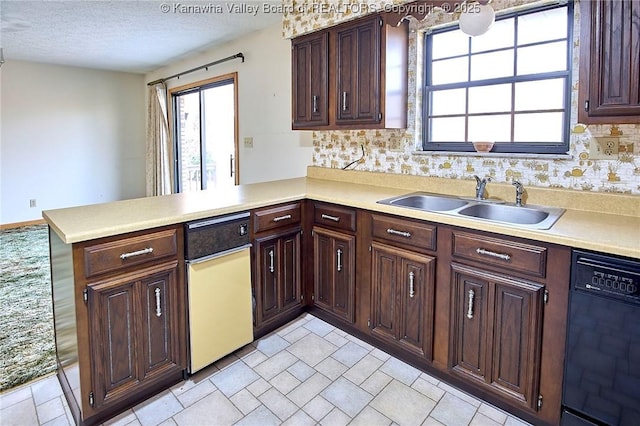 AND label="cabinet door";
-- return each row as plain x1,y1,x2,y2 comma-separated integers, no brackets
292,32,329,128
313,227,356,323
450,263,544,411
450,266,490,383
371,243,435,359
333,234,355,322
89,279,139,409
88,262,182,410
255,236,280,324
279,230,302,312
370,244,398,342
336,17,381,124
398,254,435,359
140,266,181,379
579,0,640,122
